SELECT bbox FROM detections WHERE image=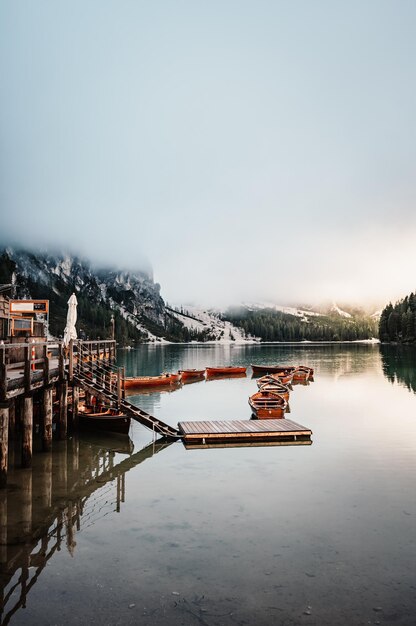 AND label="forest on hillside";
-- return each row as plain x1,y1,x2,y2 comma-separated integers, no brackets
379,293,416,344
223,307,378,342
